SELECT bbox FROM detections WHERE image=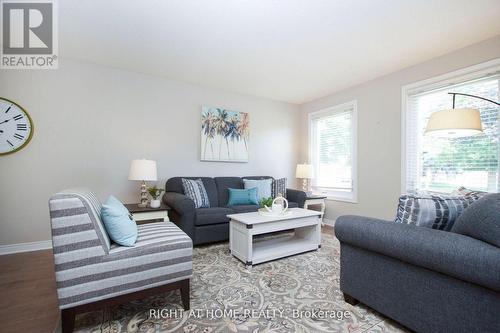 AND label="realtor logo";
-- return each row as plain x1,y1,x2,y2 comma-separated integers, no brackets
1,0,58,69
